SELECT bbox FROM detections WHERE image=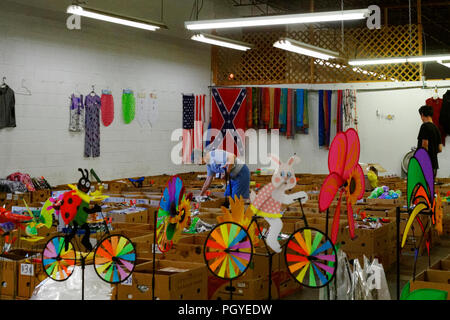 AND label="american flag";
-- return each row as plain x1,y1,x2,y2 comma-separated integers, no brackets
182,94,195,164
